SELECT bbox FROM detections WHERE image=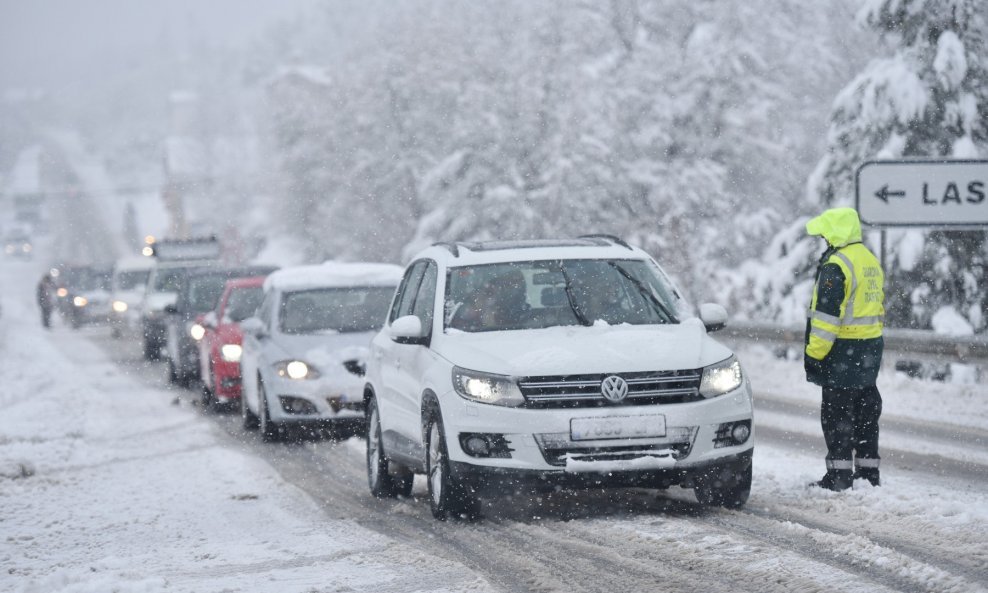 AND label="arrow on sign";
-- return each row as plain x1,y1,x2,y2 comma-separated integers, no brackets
874,184,906,203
